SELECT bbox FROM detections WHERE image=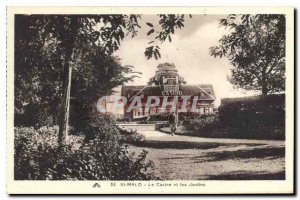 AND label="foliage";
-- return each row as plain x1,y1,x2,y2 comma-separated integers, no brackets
144,14,190,59
184,94,285,140
68,99,119,141
15,126,157,180
210,14,285,95
72,48,141,103
119,129,146,143
14,14,189,143
70,103,143,143
14,15,140,127
218,94,285,130
187,115,220,130
14,14,190,178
